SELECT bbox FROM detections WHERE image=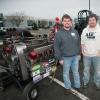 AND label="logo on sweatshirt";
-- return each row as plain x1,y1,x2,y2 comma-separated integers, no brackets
86,32,96,39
